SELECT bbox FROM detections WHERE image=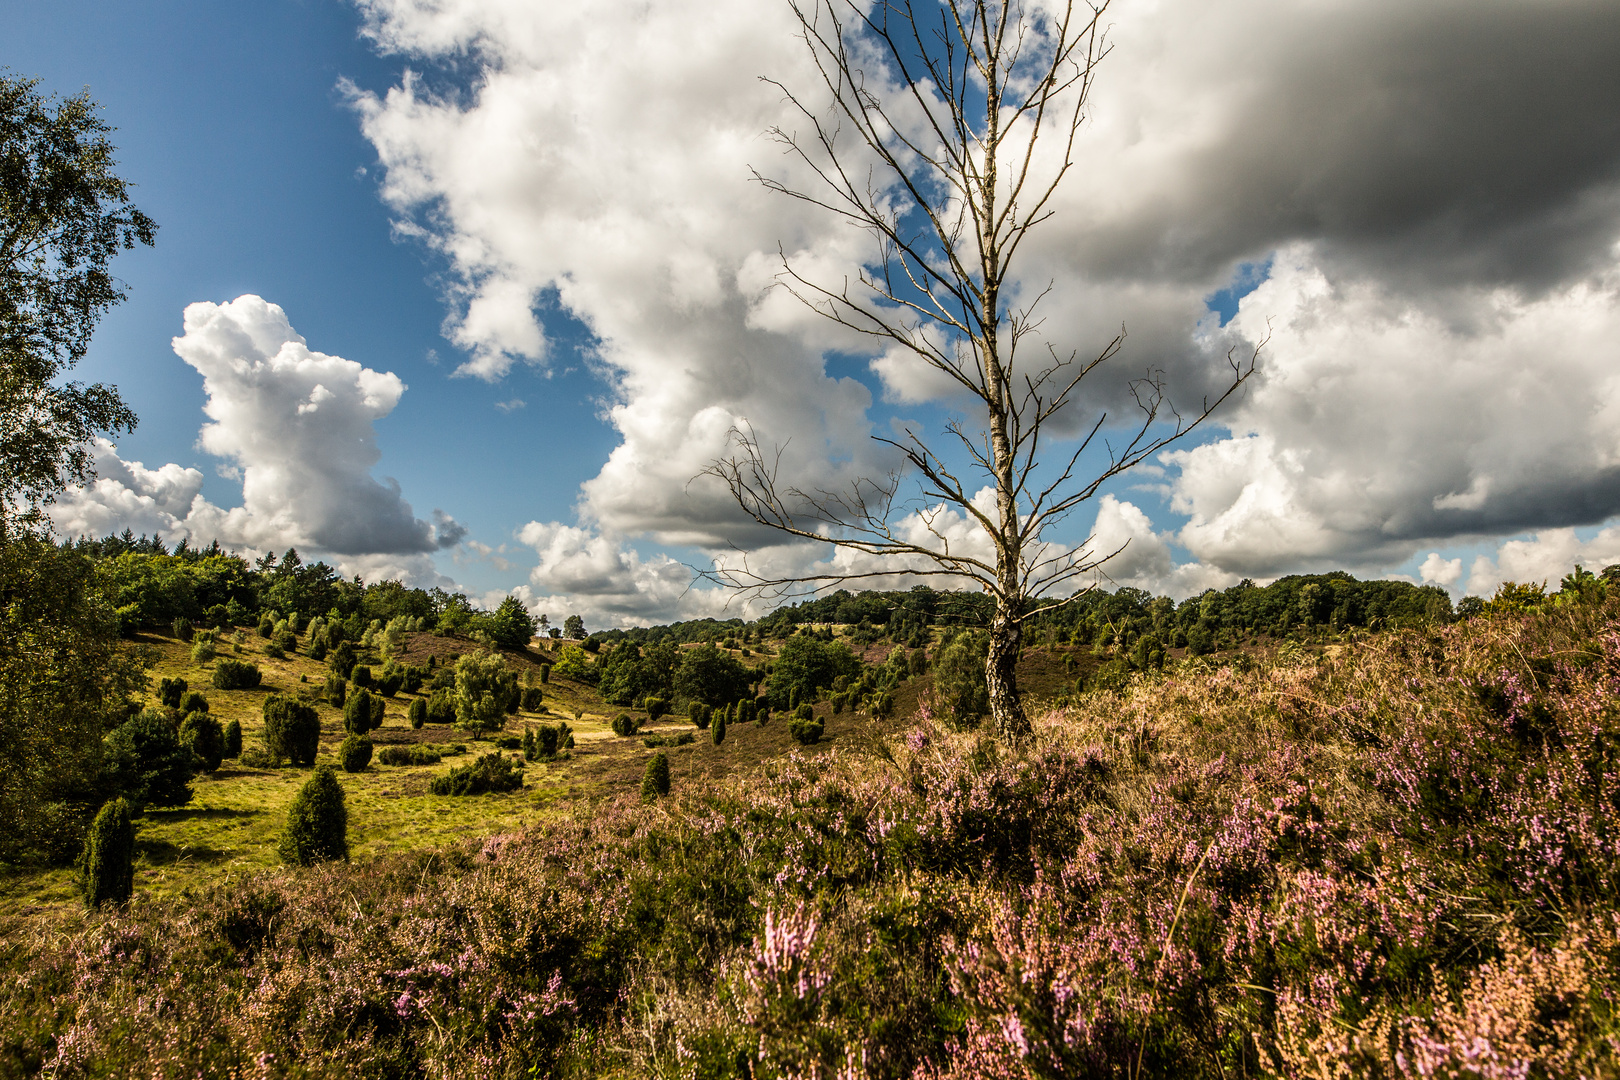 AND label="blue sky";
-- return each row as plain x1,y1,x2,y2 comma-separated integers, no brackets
10,0,1620,626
